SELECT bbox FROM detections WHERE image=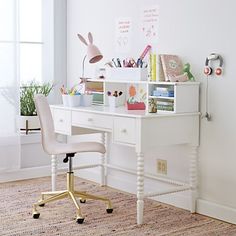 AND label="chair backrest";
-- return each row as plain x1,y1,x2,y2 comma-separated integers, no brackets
34,94,56,154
